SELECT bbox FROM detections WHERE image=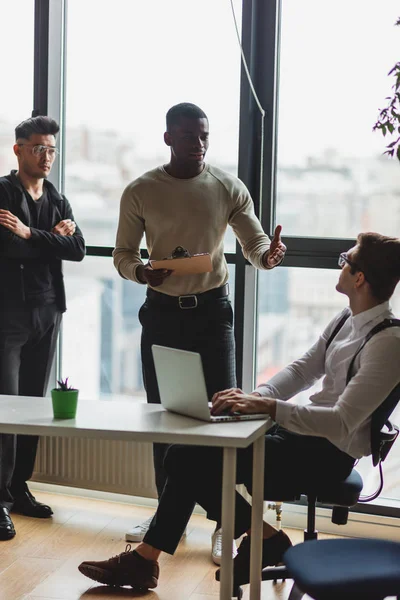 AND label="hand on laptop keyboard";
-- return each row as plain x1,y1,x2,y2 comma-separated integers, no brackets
219,408,241,416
